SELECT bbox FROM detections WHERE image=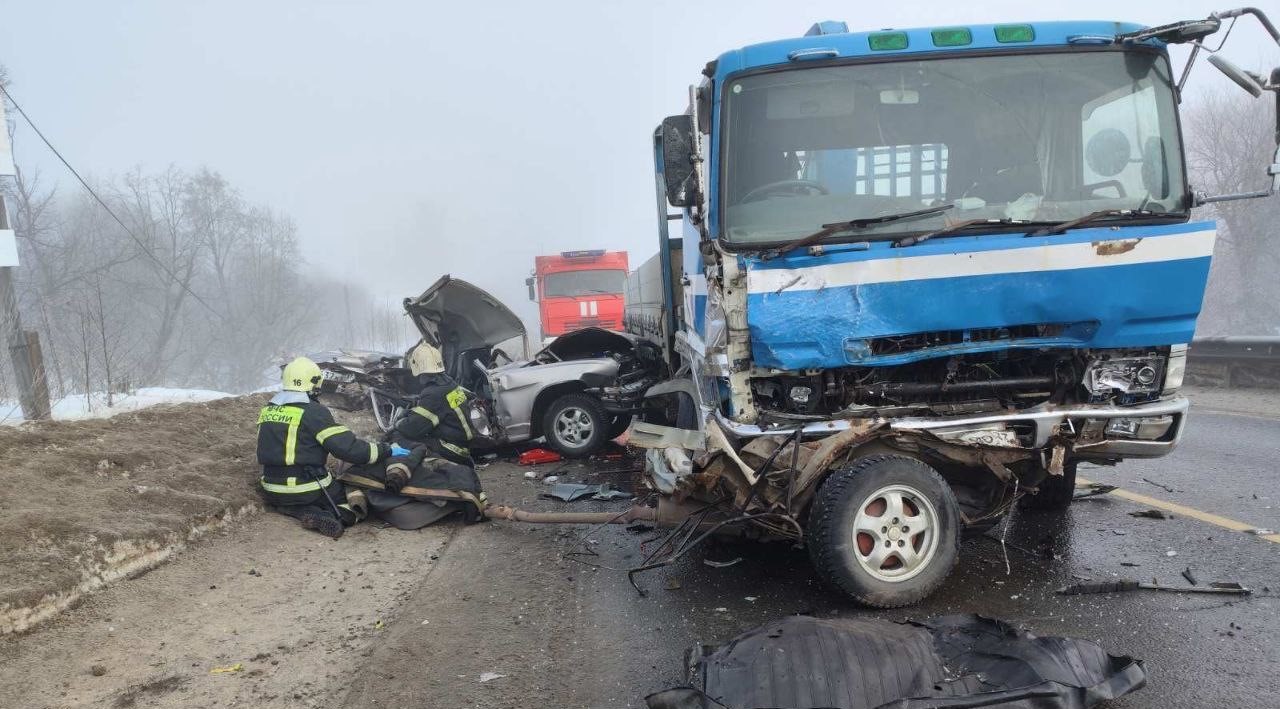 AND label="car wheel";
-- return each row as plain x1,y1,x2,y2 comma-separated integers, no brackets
807,454,960,608
543,394,608,458
1018,461,1078,511
607,415,633,440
